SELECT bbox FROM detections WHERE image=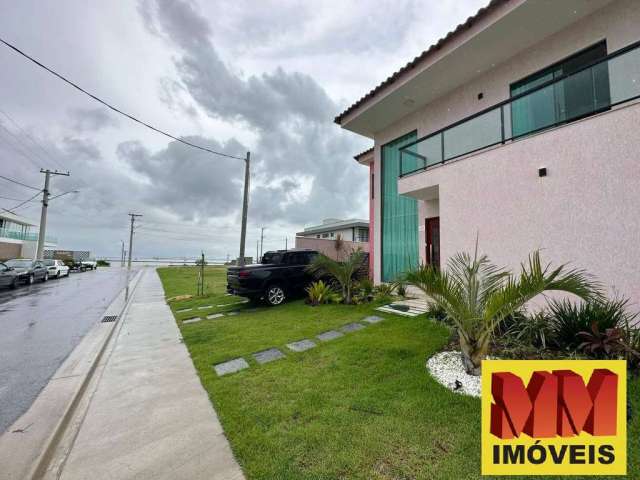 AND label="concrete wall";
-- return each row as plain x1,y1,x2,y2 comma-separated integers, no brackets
295,237,369,260
369,0,640,286
0,242,22,261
